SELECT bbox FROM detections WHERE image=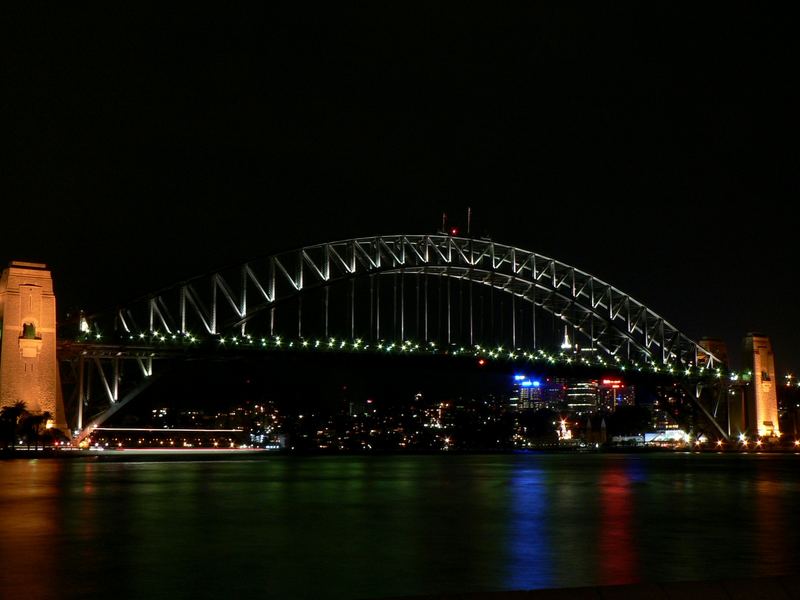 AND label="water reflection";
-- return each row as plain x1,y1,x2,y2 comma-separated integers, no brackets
1,454,800,599
598,459,637,585
0,461,60,598
505,460,552,590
